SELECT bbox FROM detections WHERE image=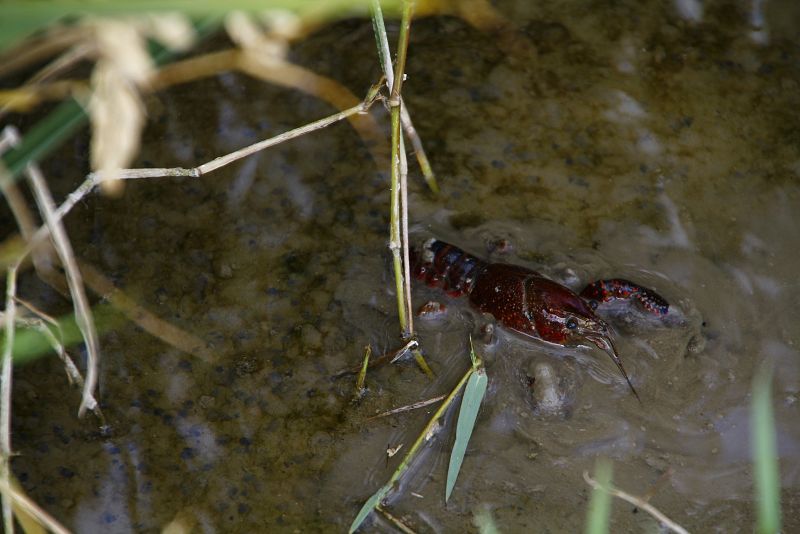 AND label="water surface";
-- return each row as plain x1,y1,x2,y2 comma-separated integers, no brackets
9,1,800,532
